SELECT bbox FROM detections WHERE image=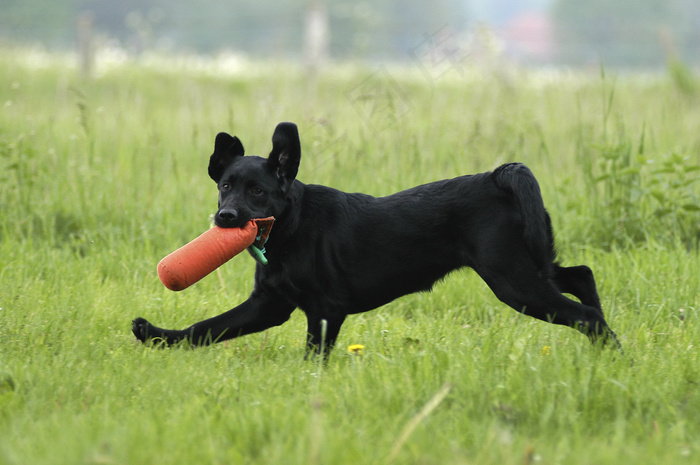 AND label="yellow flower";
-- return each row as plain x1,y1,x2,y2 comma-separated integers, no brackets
347,344,365,355
541,345,551,356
